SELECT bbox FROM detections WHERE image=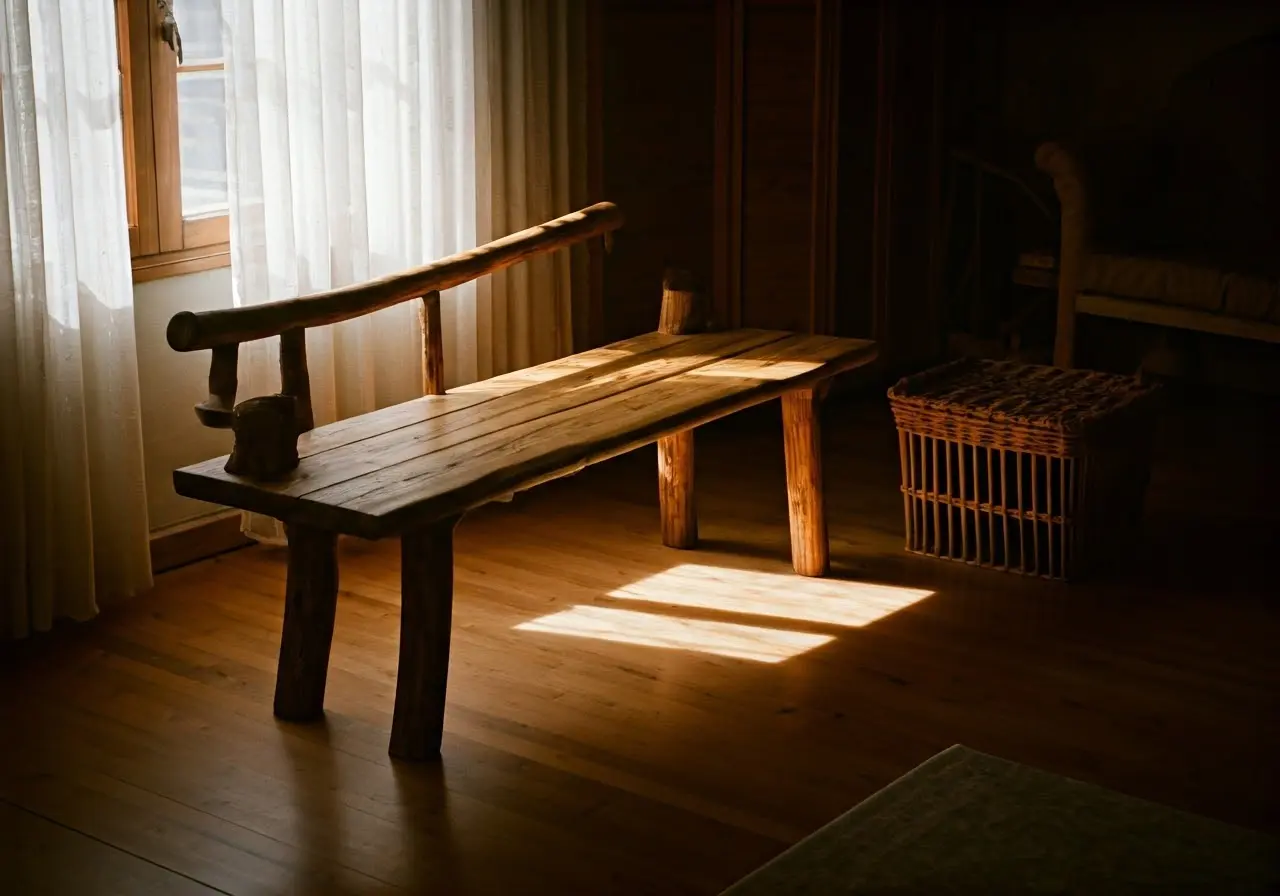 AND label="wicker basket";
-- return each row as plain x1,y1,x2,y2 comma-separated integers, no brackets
887,359,1160,580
